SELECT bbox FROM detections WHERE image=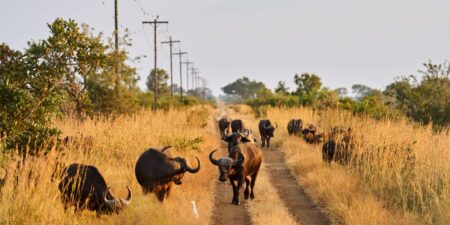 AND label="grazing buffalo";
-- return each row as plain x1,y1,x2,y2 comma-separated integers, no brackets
322,127,354,164
287,119,303,135
218,118,231,140
258,120,276,148
135,146,201,201
230,119,245,133
209,143,262,205
223,129,255,153
58,163,132,215
322,140,336,164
